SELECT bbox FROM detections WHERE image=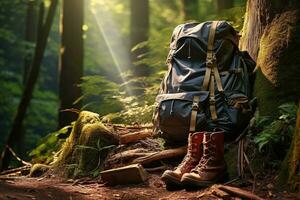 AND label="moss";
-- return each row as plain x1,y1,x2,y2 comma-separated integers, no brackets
277,102,300,193
29,164,50,177
224,144,238,179
52,111,119,178
254,10,300,116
